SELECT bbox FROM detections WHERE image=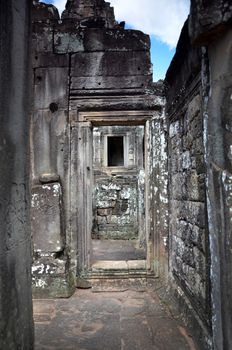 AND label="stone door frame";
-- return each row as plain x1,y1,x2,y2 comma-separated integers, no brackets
70,110,164,277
